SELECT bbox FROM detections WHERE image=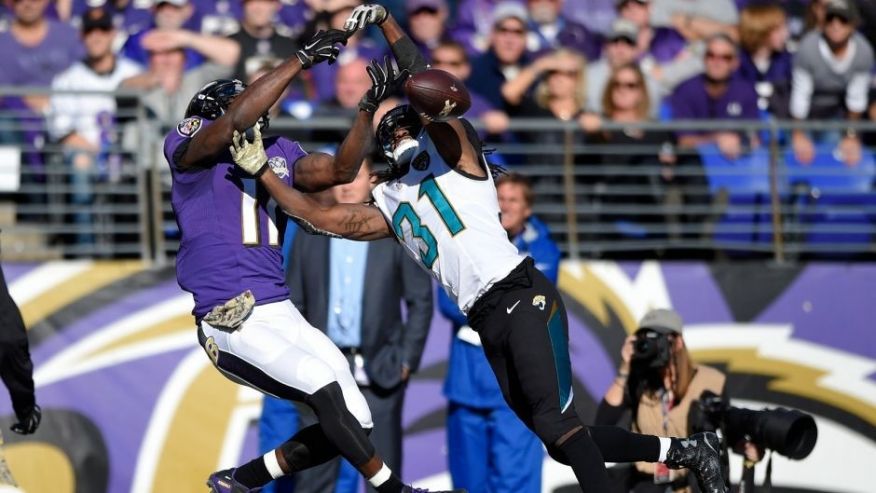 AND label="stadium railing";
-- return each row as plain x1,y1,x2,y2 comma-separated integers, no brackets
1,87,874,264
